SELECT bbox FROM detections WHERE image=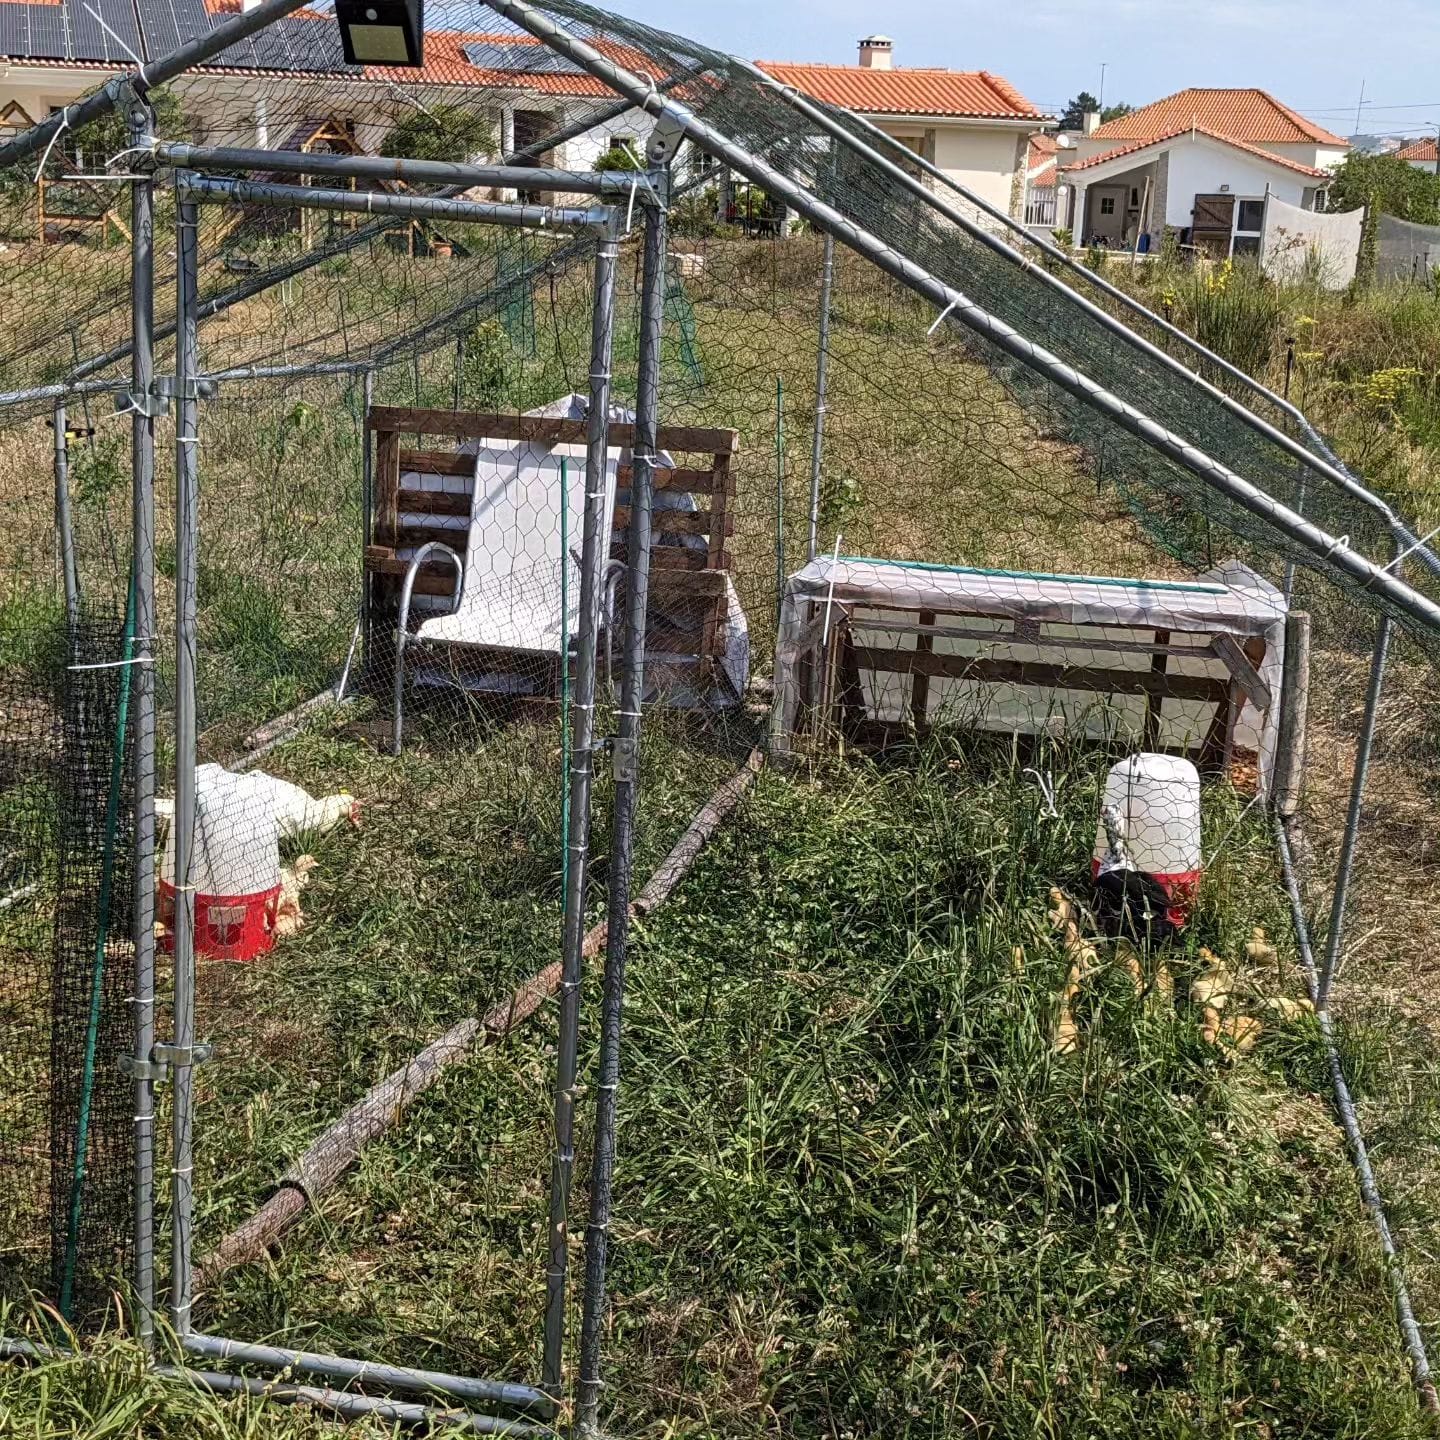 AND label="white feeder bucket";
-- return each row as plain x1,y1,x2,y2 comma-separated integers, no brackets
161,763,282,961
1092,753,1203,927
